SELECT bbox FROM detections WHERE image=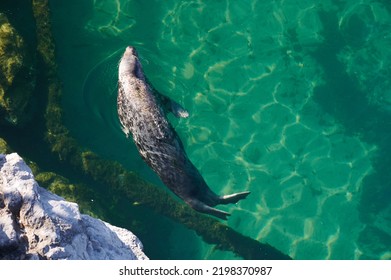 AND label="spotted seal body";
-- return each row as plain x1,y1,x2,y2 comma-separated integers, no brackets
117,46,250,220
